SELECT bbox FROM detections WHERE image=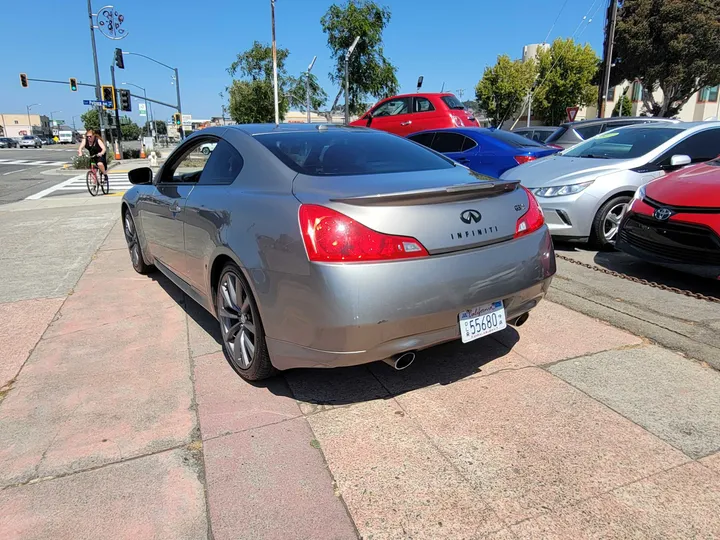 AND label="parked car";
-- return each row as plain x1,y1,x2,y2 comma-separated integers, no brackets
500,122,720,248
19,135,42,148
122,124,555,381
200,142,216,155
616,158,720,280
350,93,479,137
544,117,680,149
408,128,560,178
0,137,18,148
512,126,558,144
